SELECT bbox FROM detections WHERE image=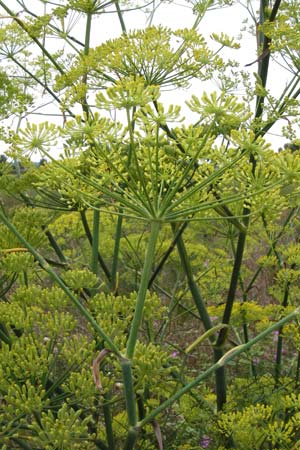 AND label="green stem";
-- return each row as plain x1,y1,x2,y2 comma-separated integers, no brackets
9,55,73,116
111,213,123,292
138,308,300,427
275,280,290,384
121,359,139,450
0,209,120,355
80,211,111,283
103,393,115,450
255,0,282,120
173,223,212,332
214,223,248,410
136,393,146,420
82,9,93,116
123,428,139,450
84,10,92,55
121,359,137,426
0,1,64,74
126,220,160,359
245,208,297,294
214,349,227,411
16,2,84,48
44,229,67,263
260,214,293,385
91,210,100,275
148,222,188,289
114,0,127,34
19,192,68,265
216,226,248,347
296,351,300,388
